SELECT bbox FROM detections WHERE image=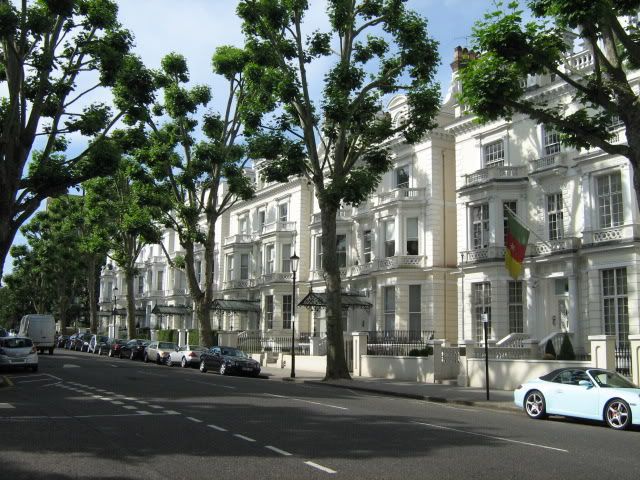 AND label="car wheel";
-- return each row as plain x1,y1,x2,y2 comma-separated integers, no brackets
144,353,149,363
31,365,38,372
98,347,103,356
156,354,161,365
108,350,113,357
49,347,54,355
181,357,187,368
166,357,173,367
219,363,227,375
199,360,207,373
524,390,547,420
605,398,632,430
130,351,135,360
